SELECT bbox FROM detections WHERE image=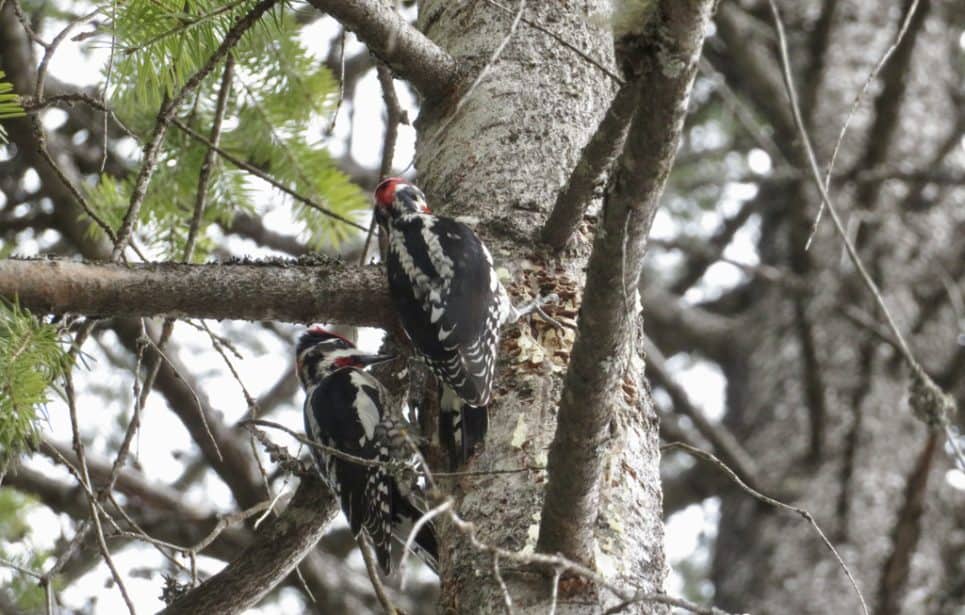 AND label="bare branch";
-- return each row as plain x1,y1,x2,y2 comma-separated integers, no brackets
876,431,939,615
0,258,392,326
160,475,337,614
538,0,717,563
663,441,869,615
540,77,639,250
358,536,399,615
806,0,928,248
109,318,276,509
642,284,737,362
642,337,761,491
306,0,459,100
